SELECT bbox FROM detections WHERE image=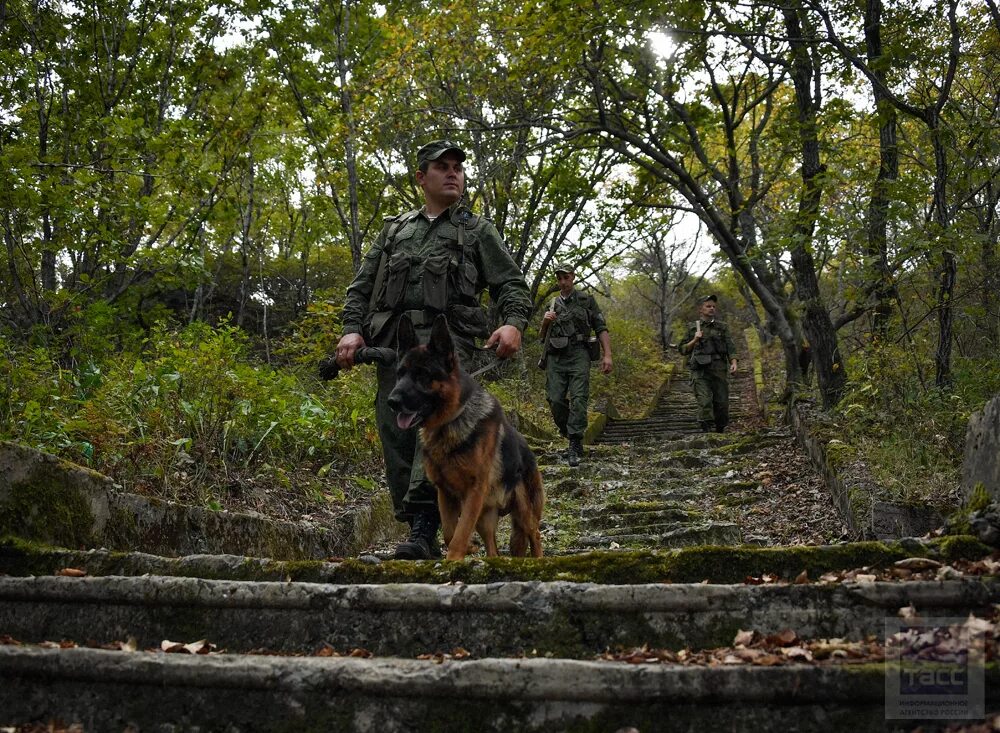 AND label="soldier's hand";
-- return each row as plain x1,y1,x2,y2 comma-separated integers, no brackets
694,329,703,340
485,325,522,359
600,355,613,375
729,359,738,376
543,310,557,324
335,333,366,371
